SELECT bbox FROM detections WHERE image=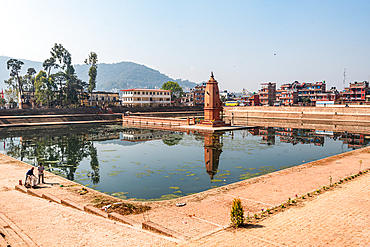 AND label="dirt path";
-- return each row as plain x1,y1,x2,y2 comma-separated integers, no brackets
1,146,370,246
